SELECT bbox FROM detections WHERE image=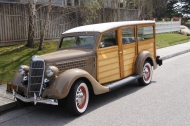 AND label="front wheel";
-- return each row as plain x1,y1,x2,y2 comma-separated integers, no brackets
67,80,89,116
138,61,153,86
